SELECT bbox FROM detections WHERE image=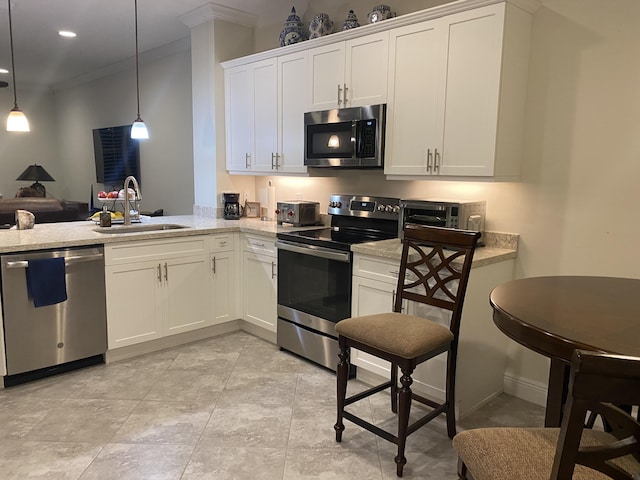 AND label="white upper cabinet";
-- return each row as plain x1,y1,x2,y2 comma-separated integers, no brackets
384,20,444,176
385,3,533,178
225,54,308,175
277,51,309,174
223,0,536,178
224,64,253,172
309,31,389,110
